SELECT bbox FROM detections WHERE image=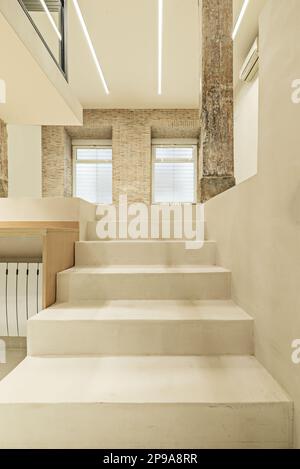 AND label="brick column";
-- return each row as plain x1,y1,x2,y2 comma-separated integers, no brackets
113,119,151,205
0,118,8,197
42,126,72,197
200,0,235,202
